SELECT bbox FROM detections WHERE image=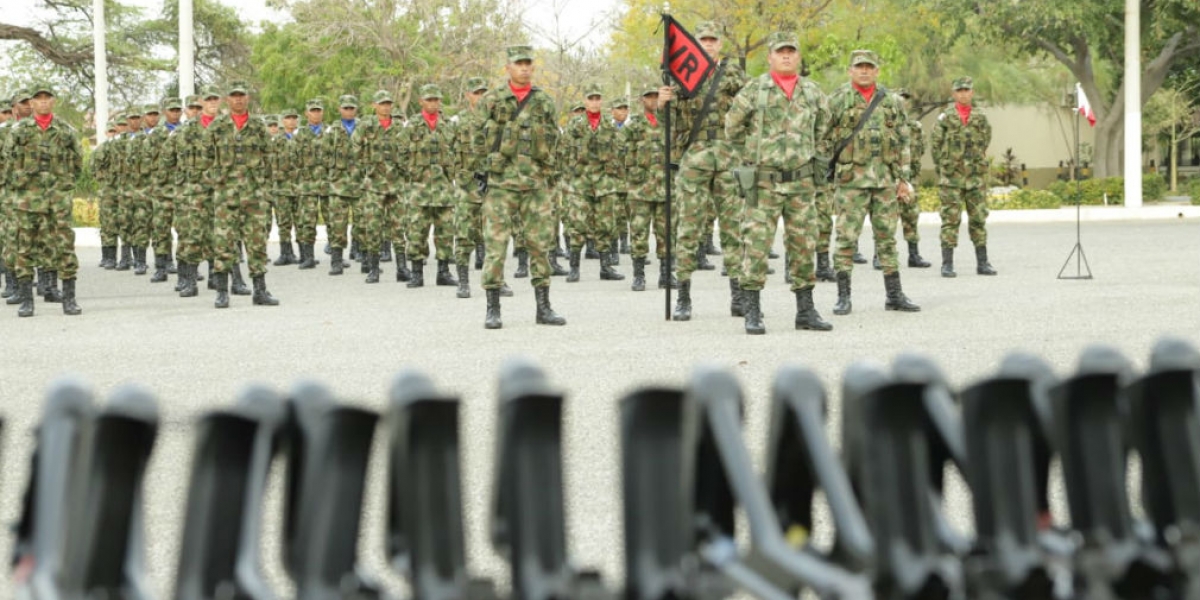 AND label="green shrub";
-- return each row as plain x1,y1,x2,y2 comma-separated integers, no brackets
989,189,1062,210
1046,175,1170,206
1143,173,1168,201
1185,177,1200,205
75,146,97,200
72,198,100,227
